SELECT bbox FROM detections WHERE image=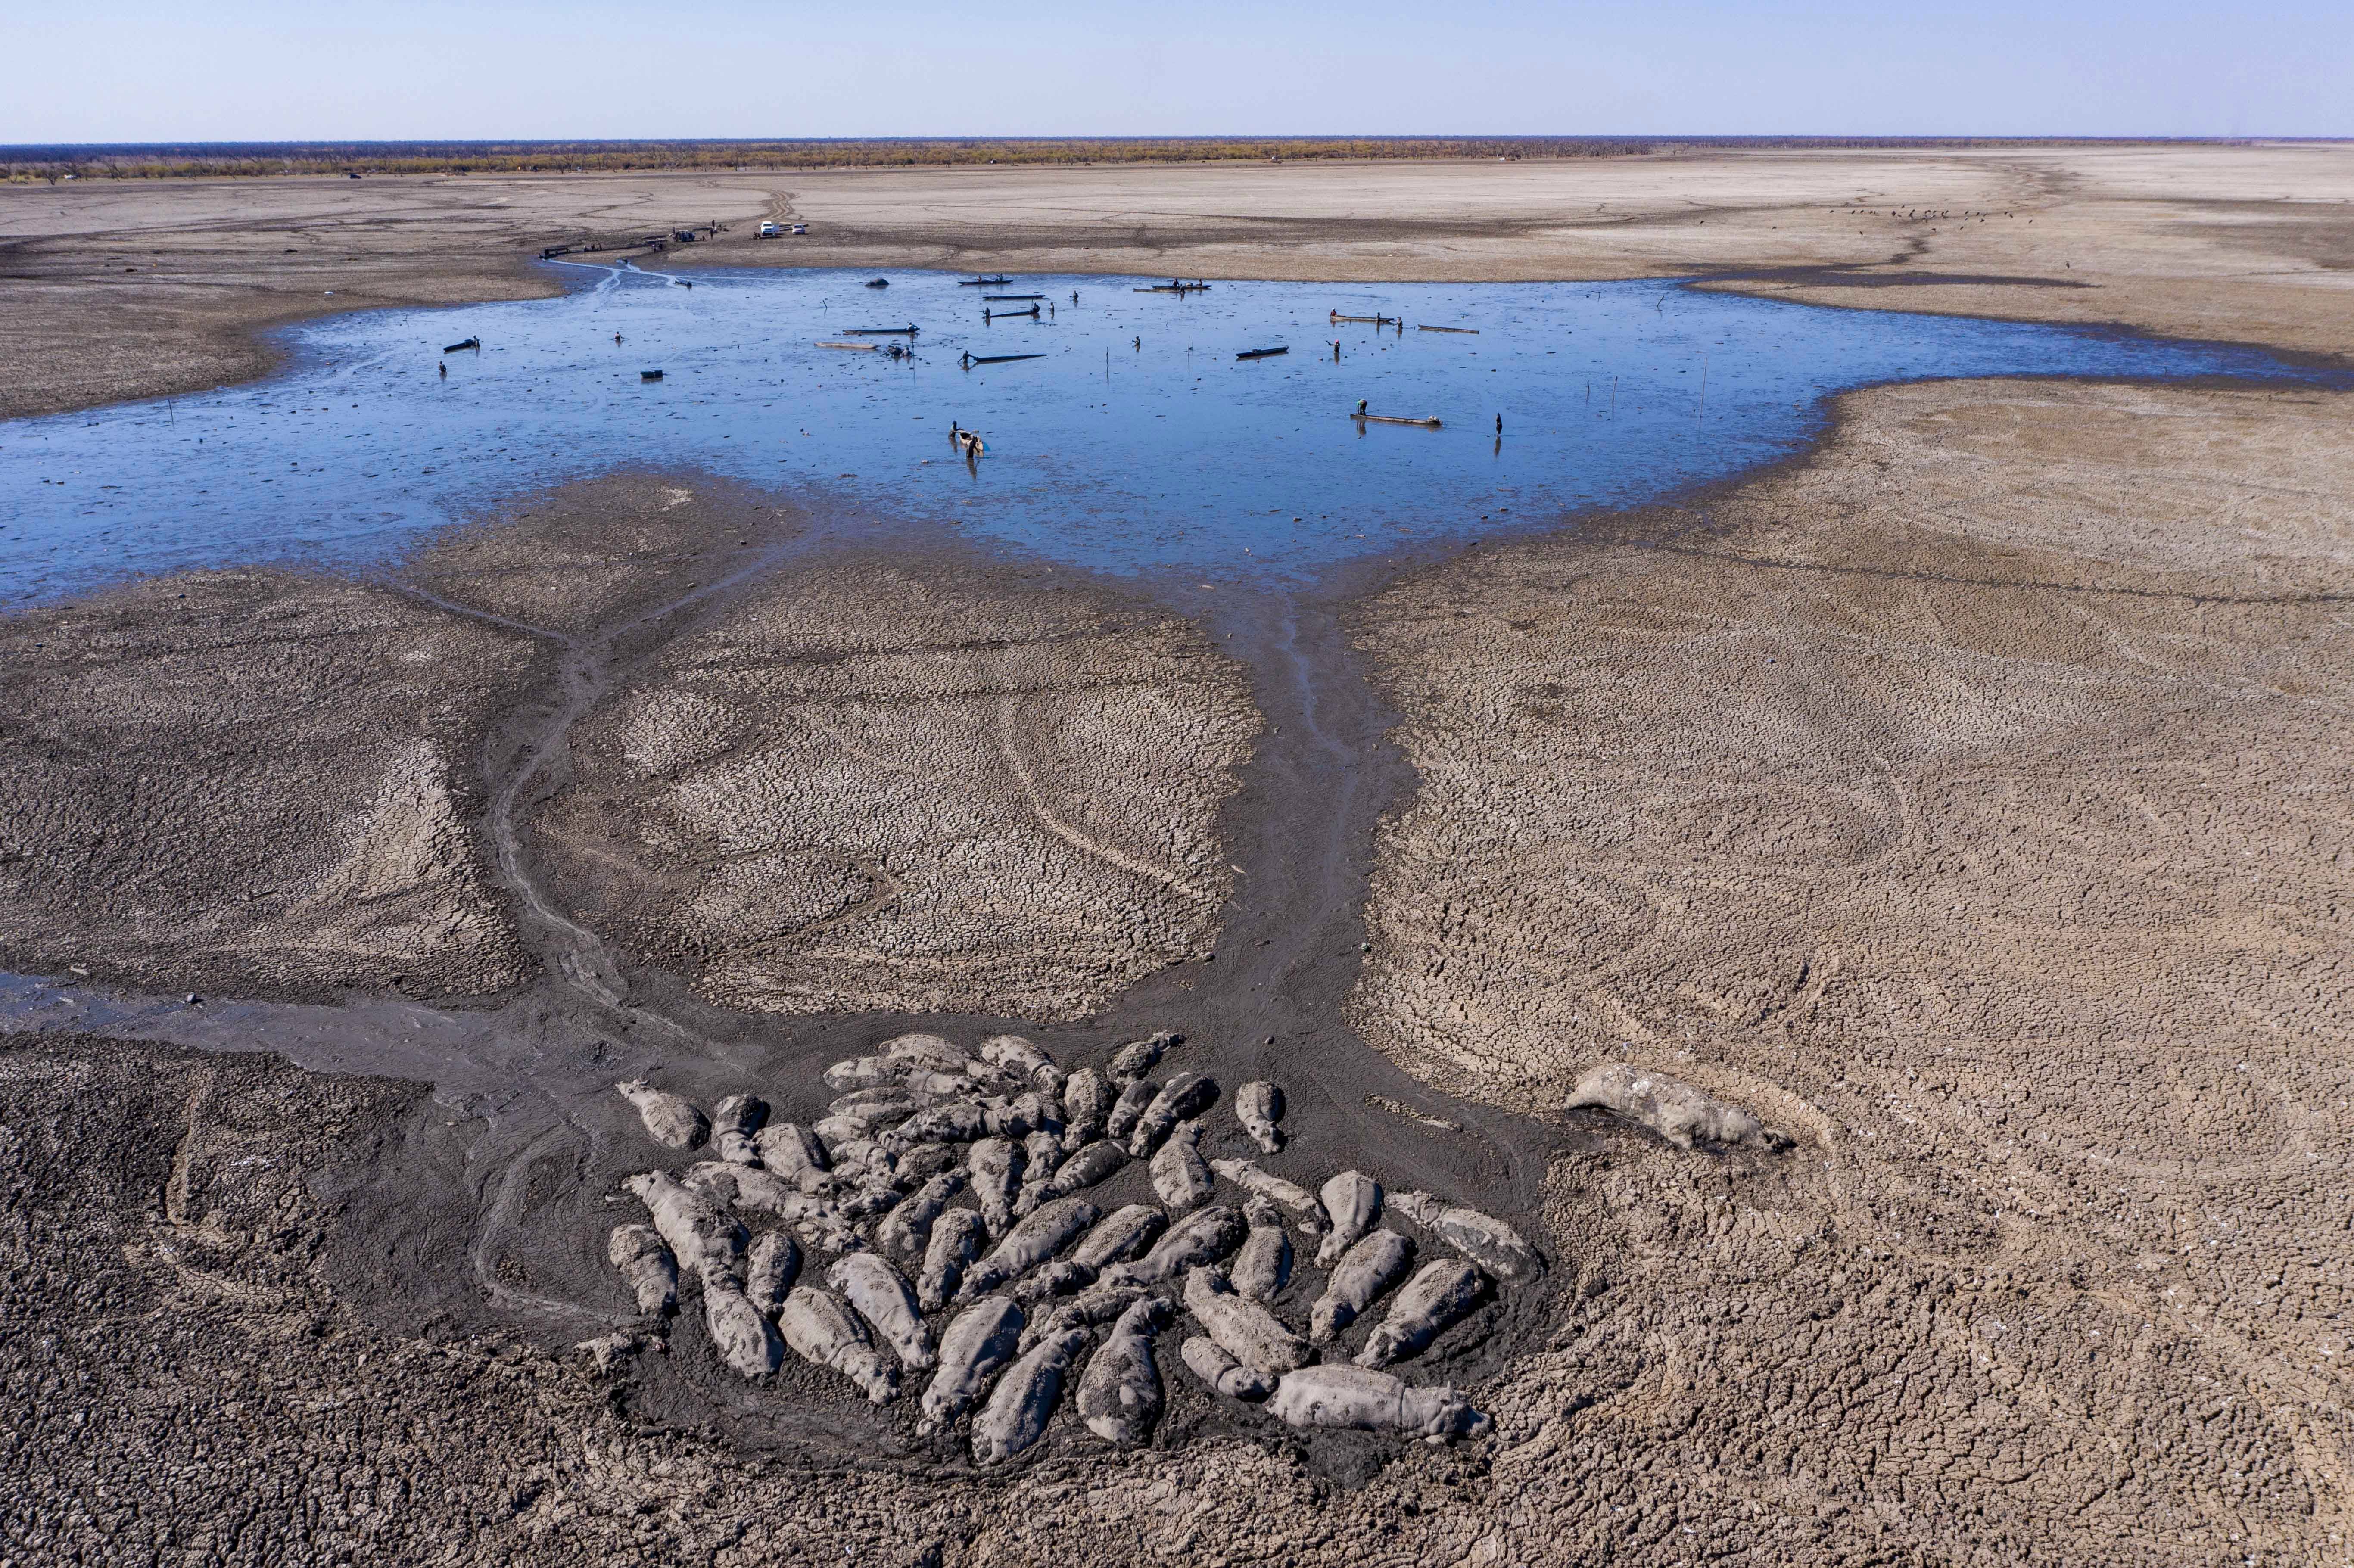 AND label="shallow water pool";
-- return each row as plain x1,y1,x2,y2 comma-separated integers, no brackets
1,264,2337,600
